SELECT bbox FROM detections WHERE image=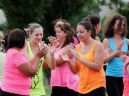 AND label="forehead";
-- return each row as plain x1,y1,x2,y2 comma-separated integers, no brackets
32,27,43,34
76,25,85,30
115,19,125,24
